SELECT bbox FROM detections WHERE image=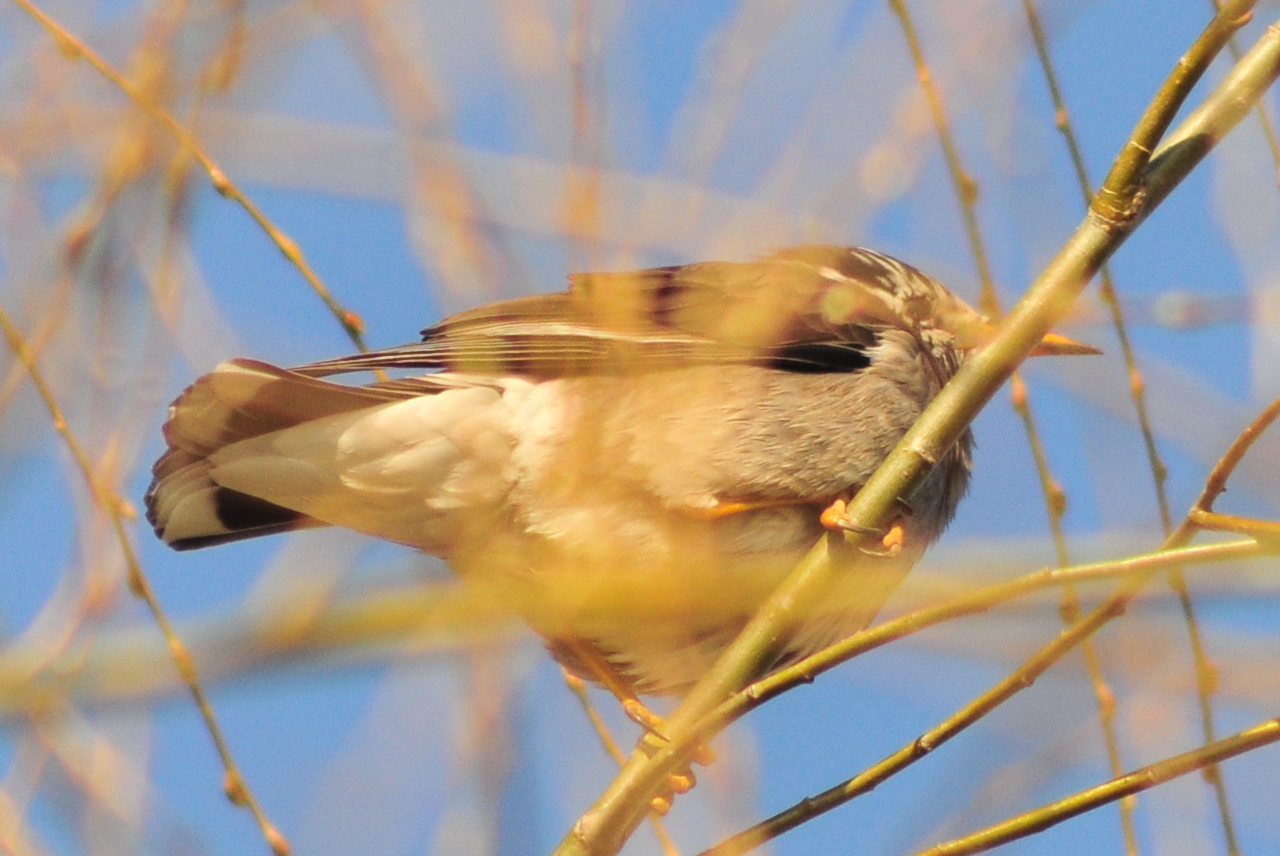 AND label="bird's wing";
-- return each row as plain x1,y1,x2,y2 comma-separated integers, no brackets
293,247,911,380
